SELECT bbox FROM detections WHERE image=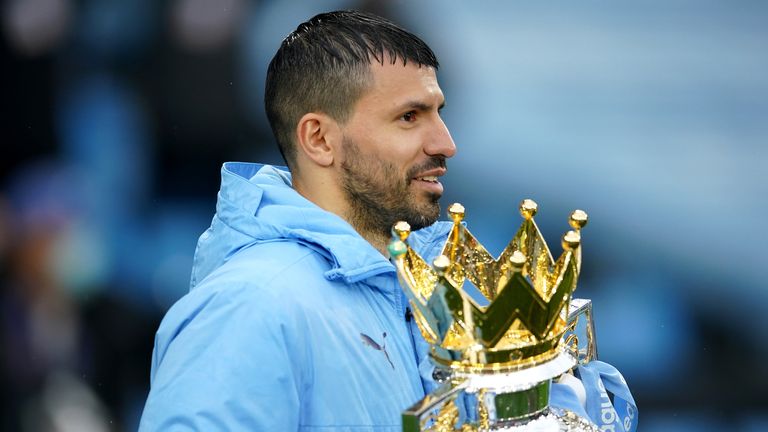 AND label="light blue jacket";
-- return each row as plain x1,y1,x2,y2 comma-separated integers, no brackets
139,162,635,431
